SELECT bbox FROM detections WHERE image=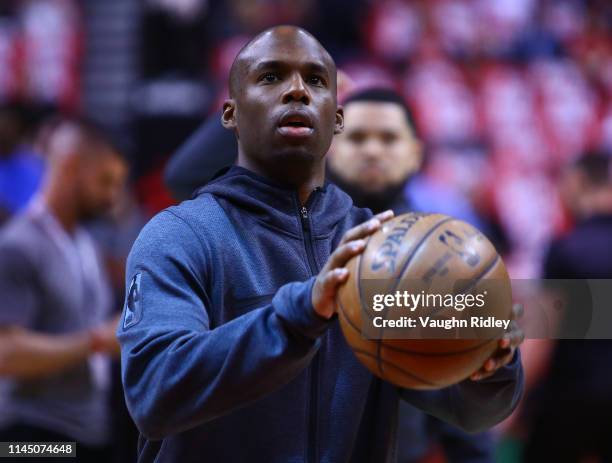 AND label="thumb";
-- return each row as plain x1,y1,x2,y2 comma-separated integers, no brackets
314,268,349,318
